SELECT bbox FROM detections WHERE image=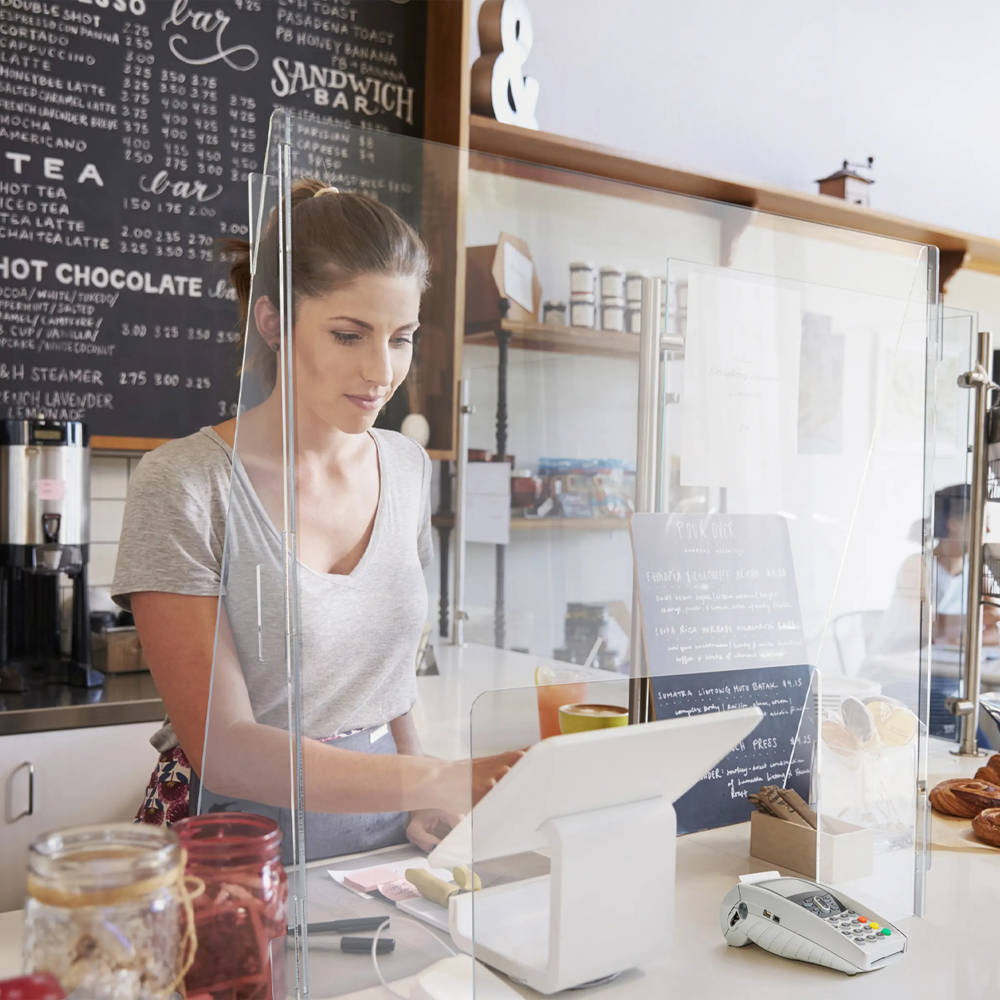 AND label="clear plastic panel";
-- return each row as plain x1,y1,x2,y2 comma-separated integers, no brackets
462,669,822,994
196,107,936,998
197,110,479,998
662,261,932,923
930,308,977,744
